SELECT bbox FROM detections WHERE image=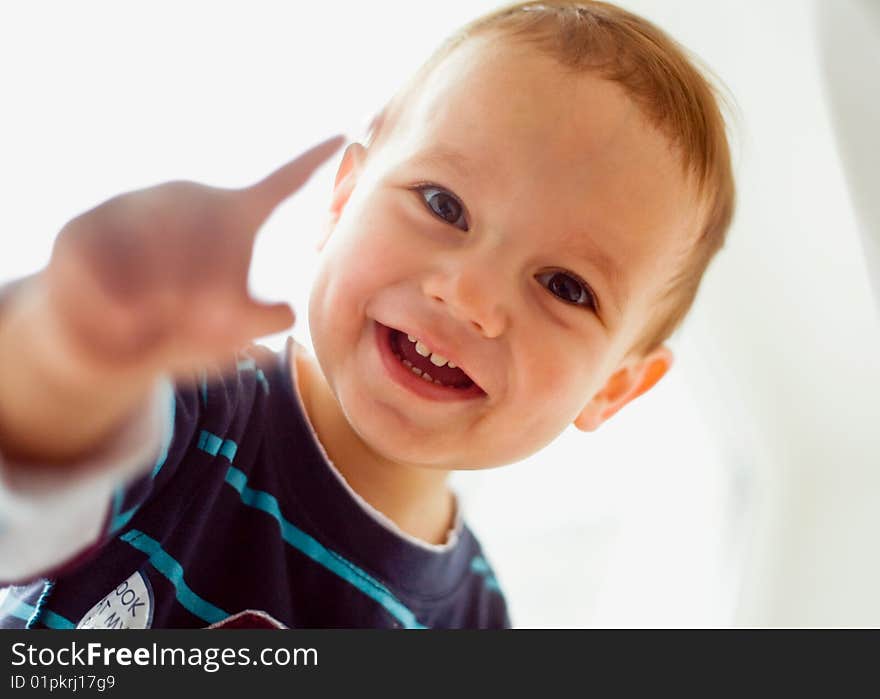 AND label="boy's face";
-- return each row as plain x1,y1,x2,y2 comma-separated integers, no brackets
308,37,701,470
